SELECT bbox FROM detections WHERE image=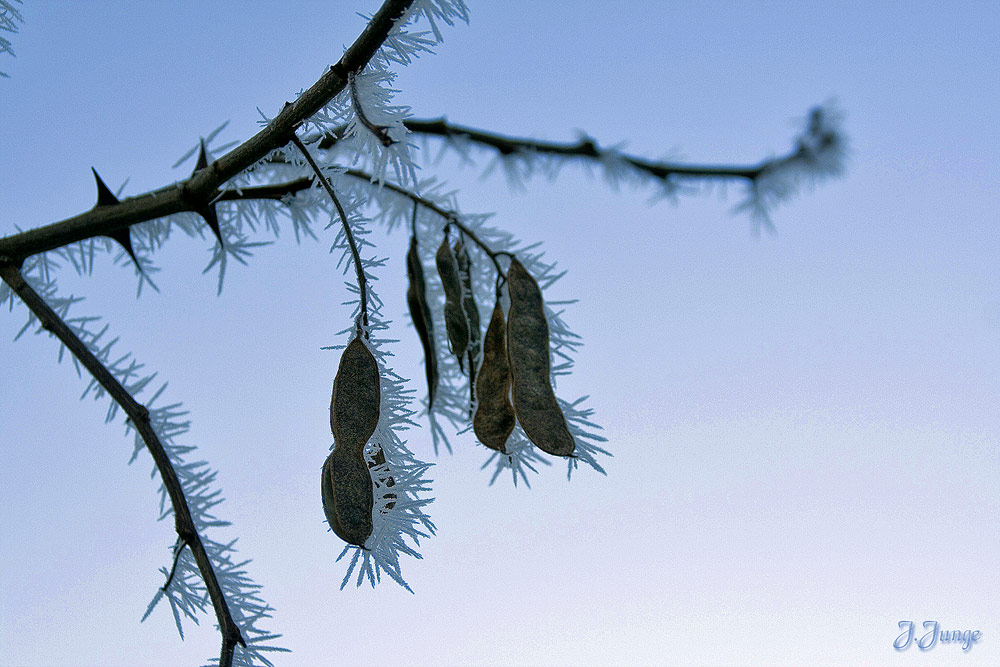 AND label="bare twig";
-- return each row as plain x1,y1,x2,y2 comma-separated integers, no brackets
161,538,187,592
404,118,769,178
340,169,512,278
0,262,245,666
